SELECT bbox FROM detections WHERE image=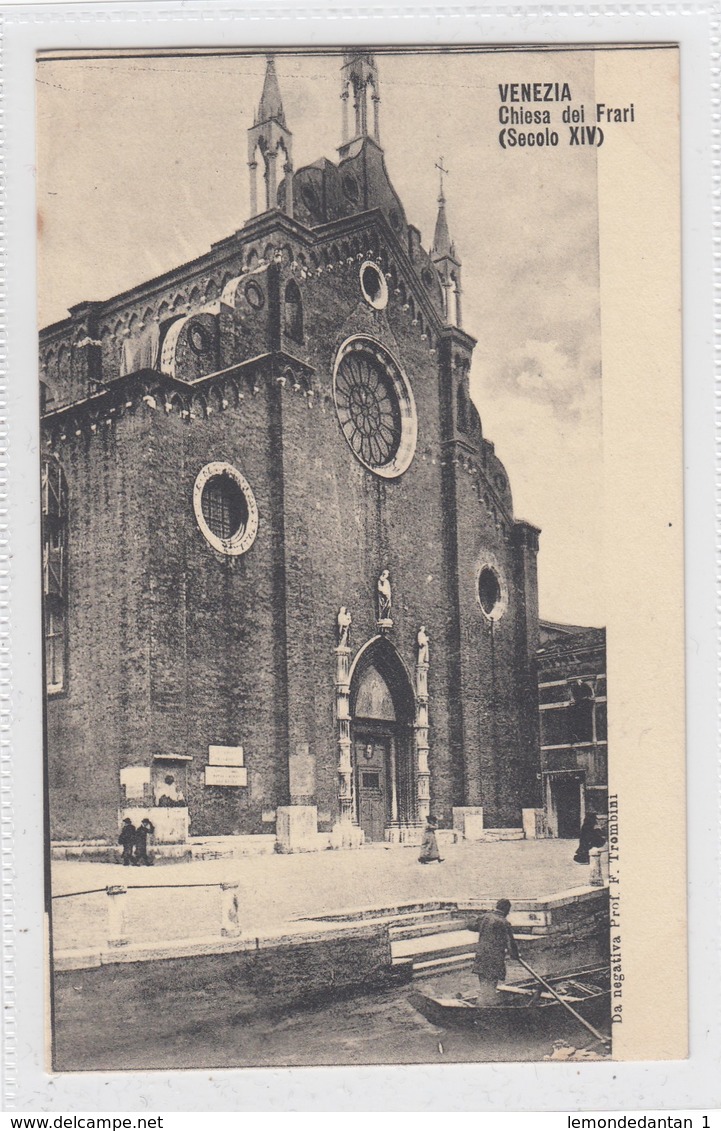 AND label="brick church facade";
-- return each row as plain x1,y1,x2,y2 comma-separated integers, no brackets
40,53,542,848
